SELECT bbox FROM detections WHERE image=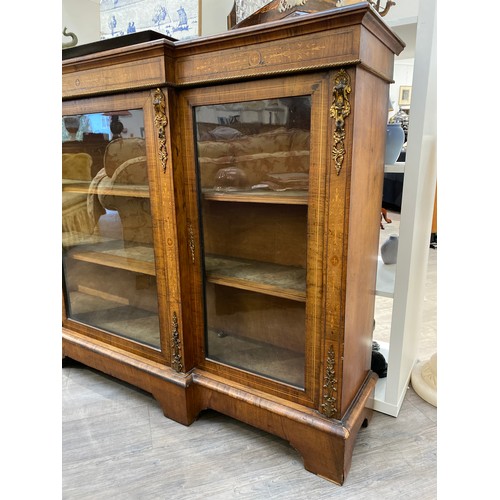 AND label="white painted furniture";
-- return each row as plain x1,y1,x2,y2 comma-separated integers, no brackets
373,0,437,417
